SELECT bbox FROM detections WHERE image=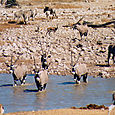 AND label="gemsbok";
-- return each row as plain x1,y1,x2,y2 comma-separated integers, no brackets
72,16,89,40
108,44,115,65
44,6,57,19
14,9,37,24
71,51,88,84
5,56,28,86
33,57,48,91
